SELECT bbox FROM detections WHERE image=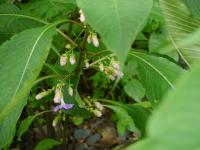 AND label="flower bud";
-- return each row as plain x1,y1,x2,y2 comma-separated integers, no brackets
92,33,99,47
79,9,85,22
93,109,102,117
52,117,58,127
65,44,71,49
99,63,104,72
35,91,47,100
68,86,73,96
69,54,76,65
84,59,90,68
94,102,104,111
87,34,92,44
60,54,67,66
